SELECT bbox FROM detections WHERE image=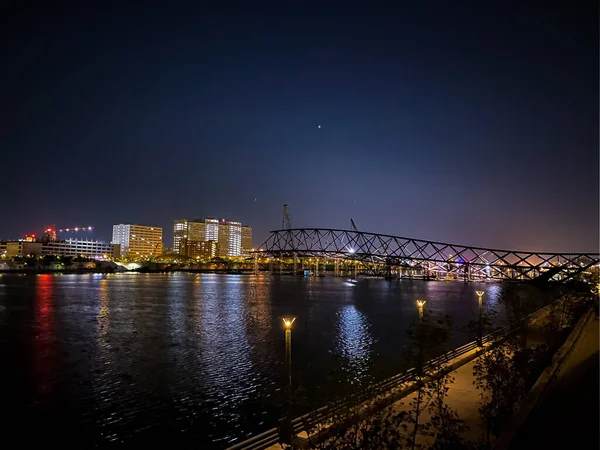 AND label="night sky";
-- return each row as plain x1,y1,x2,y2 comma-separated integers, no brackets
2,2,598,252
